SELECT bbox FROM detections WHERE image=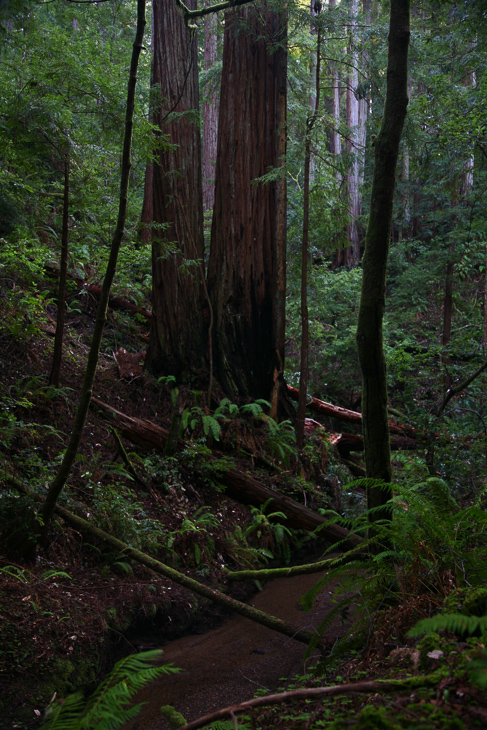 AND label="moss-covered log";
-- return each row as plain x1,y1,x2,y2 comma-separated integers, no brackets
5,473,317,647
